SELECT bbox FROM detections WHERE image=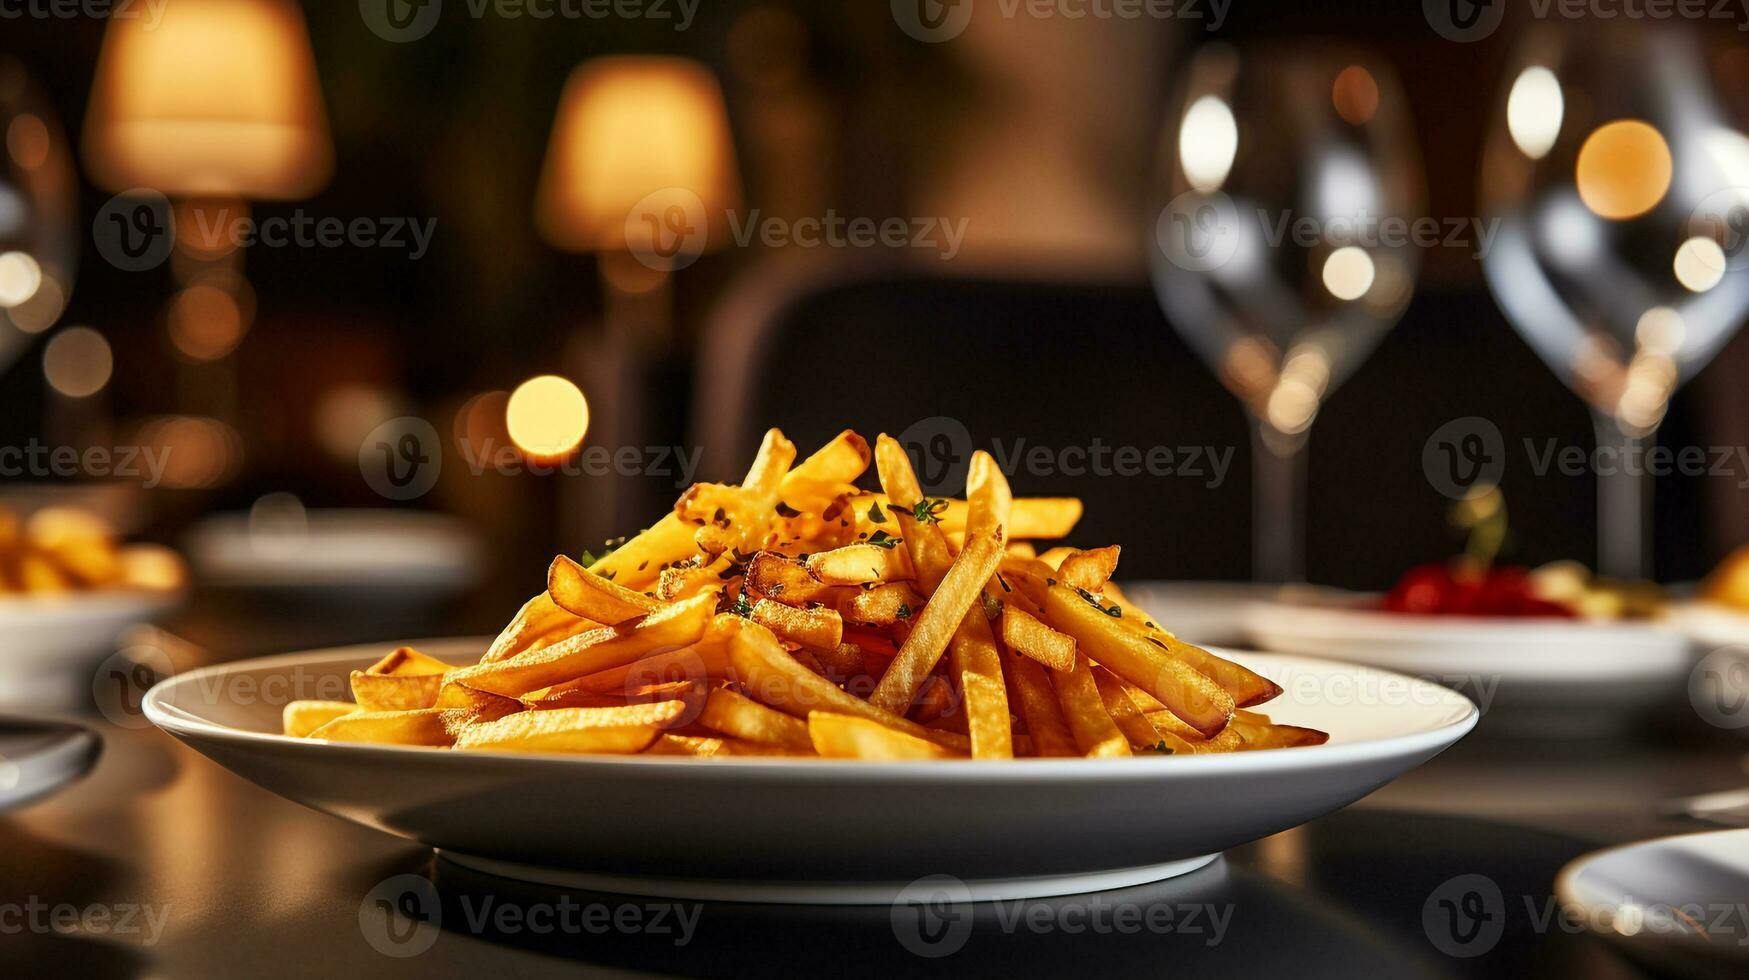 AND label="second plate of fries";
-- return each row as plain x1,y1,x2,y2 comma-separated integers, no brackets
149,428,1477,899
